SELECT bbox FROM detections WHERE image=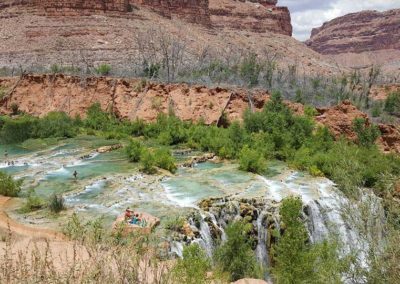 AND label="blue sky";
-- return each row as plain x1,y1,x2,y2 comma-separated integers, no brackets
279,0,400,40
